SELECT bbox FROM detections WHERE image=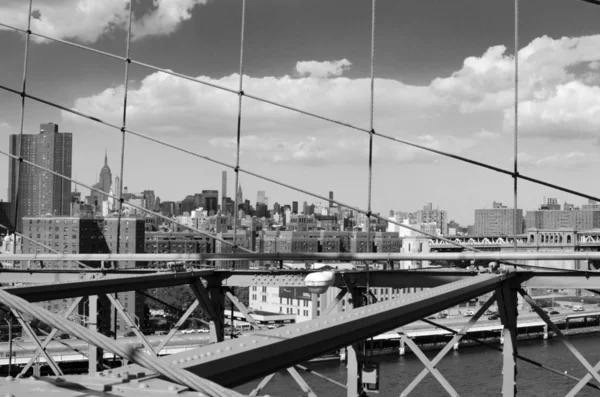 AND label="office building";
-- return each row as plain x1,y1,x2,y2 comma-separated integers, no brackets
22,216,145,333
292,201,298,215
329,191,334,207
474,202,523,236
221,171,227,210
8,123,72,231
257,191,265,206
